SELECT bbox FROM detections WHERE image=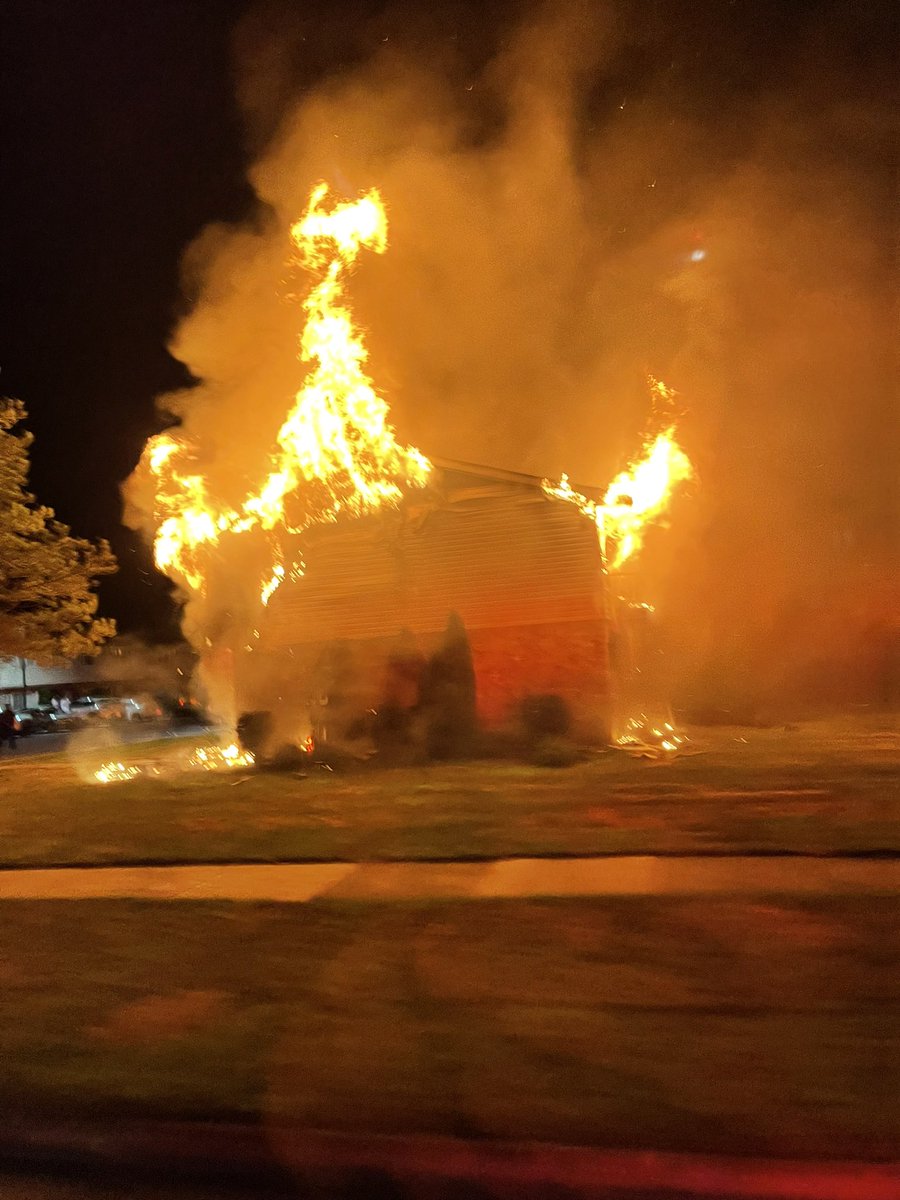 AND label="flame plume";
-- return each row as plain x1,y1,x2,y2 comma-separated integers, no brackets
245,183,430,540
543,379,693,571
543,379,694,755
141,183,430,606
